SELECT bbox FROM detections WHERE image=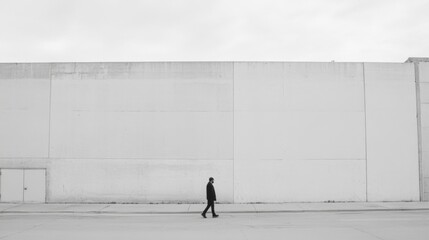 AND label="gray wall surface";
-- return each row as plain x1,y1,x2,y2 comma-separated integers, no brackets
0,62,422,203
416,62,429,201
